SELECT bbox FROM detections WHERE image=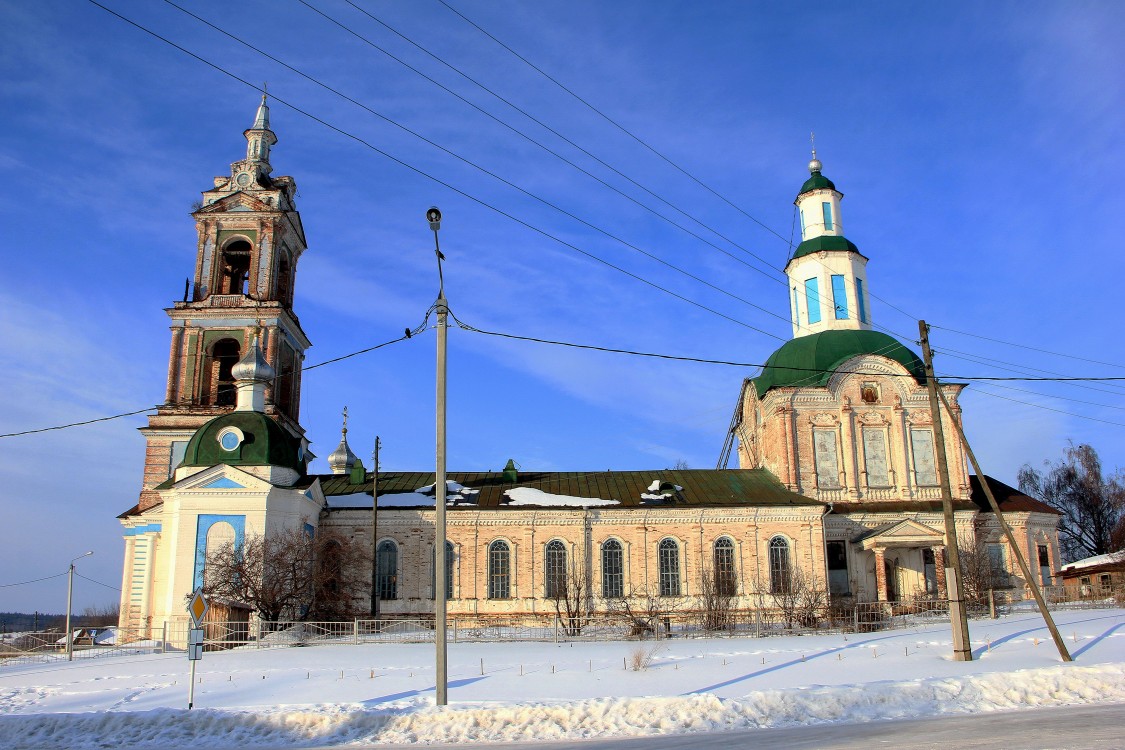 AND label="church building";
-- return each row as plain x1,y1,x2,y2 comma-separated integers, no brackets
117,102,1062,633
